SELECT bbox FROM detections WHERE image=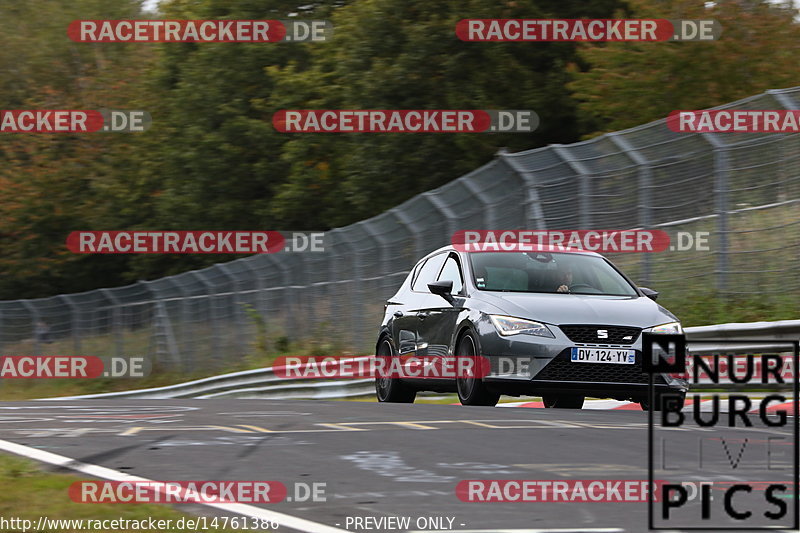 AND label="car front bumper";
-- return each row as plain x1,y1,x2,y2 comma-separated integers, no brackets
475,316,687,399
